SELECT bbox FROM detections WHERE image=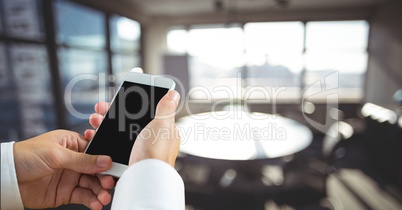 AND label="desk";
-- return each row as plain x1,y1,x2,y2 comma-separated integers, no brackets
178,110,312,160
